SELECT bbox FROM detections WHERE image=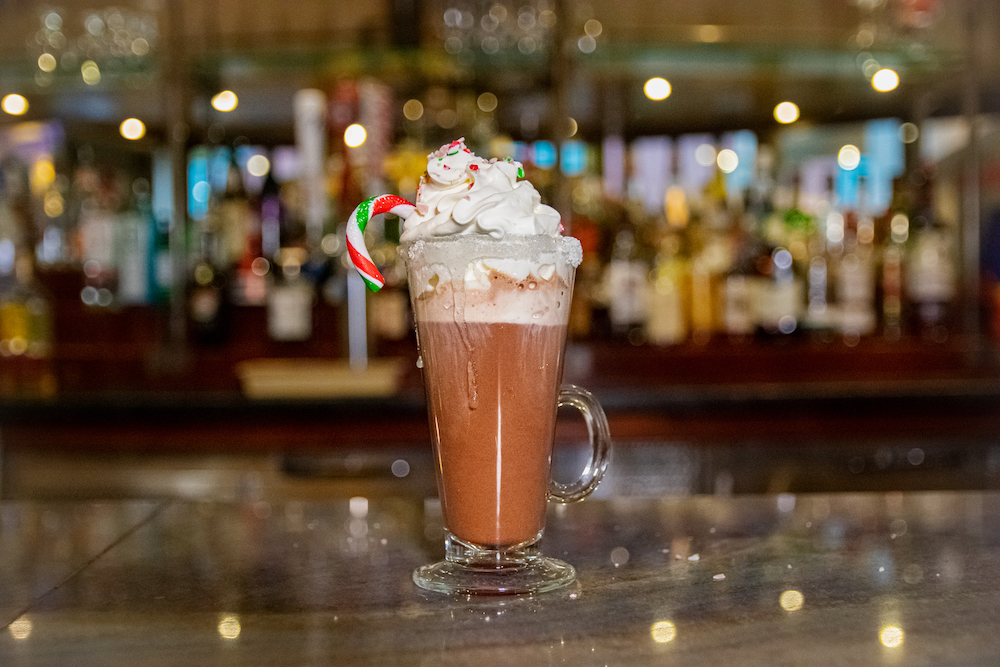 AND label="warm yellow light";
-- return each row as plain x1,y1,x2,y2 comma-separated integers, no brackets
872,68,899,92
8,616,32,640
247,154,270,177
665,185,689,228
81,60,100,85
402,99,424,121
644,77,671,101
43,190,64,217
779,590,804,611
218,614,241,639
344,123,367,148
584,19,603,37
33,159,55,190
477,92,498,112
890,213,909,243
37,53,57,72
120,118,145,140
838,144,861,171
697,25,721,42
211,90,238,112
651,620,676,643
774,101,799,124
717,149,739,173
880,626,904,648
2,94,28,116
566,117,578,138
194,263,214,286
